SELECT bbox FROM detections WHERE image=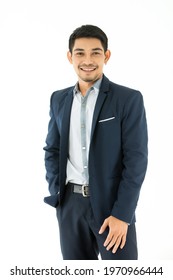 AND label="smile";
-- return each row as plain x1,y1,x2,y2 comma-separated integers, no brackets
80,67,97,72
